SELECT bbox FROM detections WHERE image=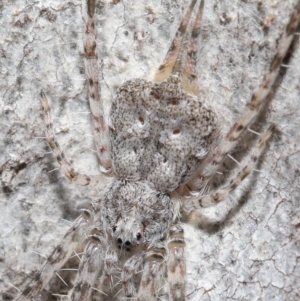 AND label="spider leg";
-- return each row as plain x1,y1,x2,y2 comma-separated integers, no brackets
187,125,273,209
70,227,104,301
13,209,94,301
137,248,166,301
167,226,186,301
41,92,112,187
121,254,144,298
187,1,300,191
182,0,204,96
94,244,119,298
85,0,111,170
154,0,200,82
